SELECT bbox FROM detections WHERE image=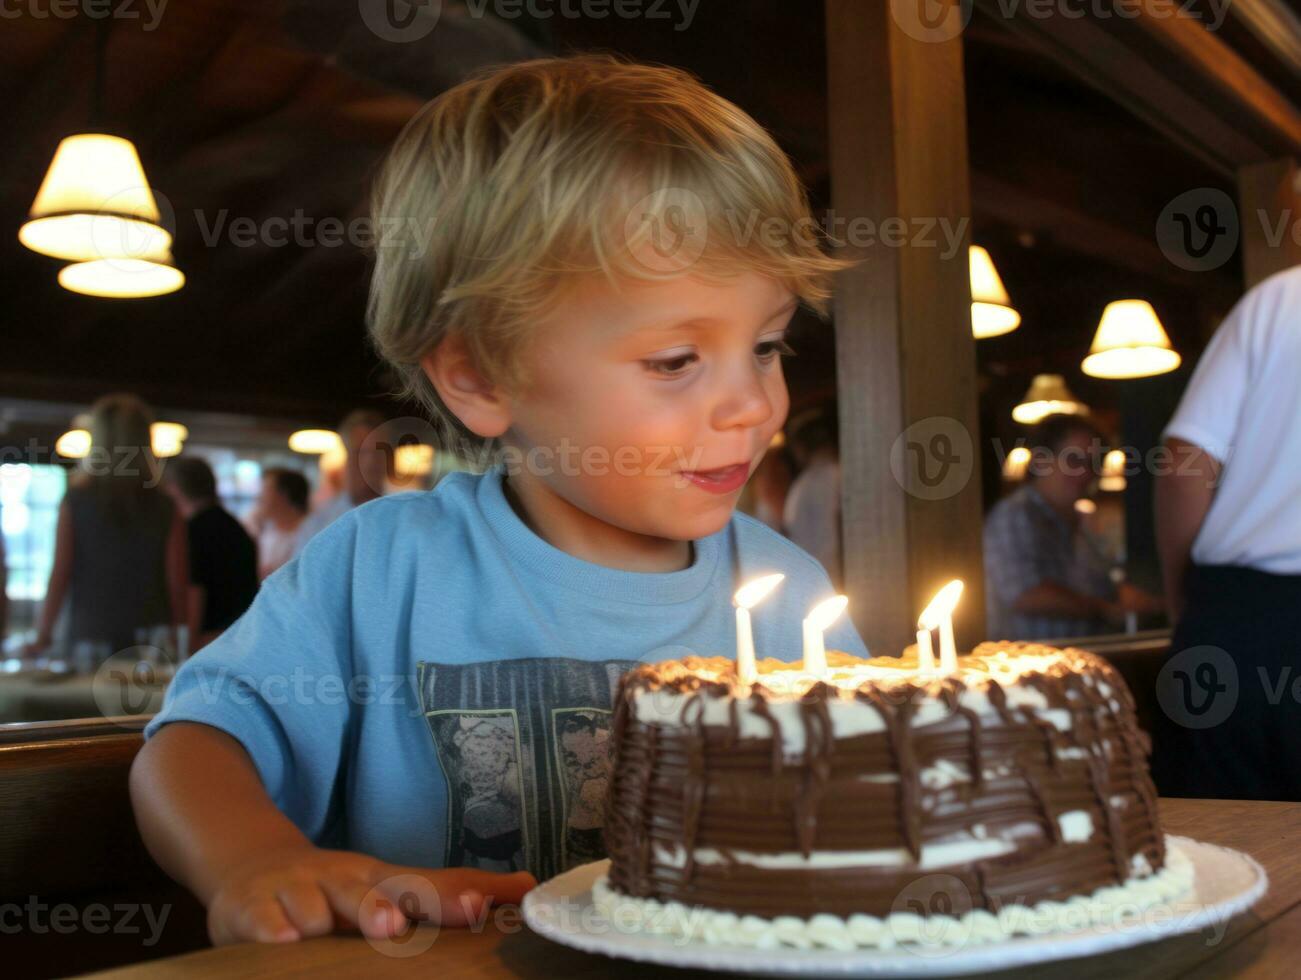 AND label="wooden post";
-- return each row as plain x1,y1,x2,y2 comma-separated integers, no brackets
825,0,986,656
1239,158,1301,289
